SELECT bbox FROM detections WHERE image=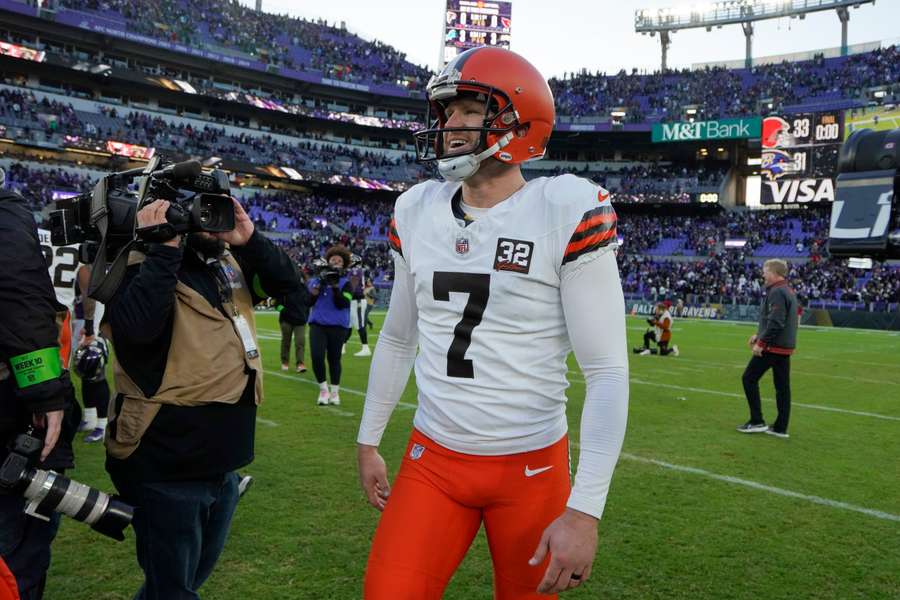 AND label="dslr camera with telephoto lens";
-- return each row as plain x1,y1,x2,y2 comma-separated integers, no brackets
0,427,133,541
